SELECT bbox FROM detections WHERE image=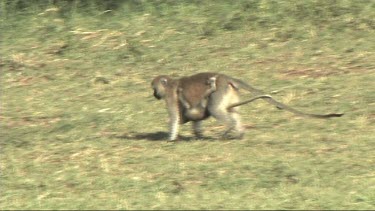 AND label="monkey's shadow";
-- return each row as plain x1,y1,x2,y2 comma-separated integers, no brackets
115,131,215,141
